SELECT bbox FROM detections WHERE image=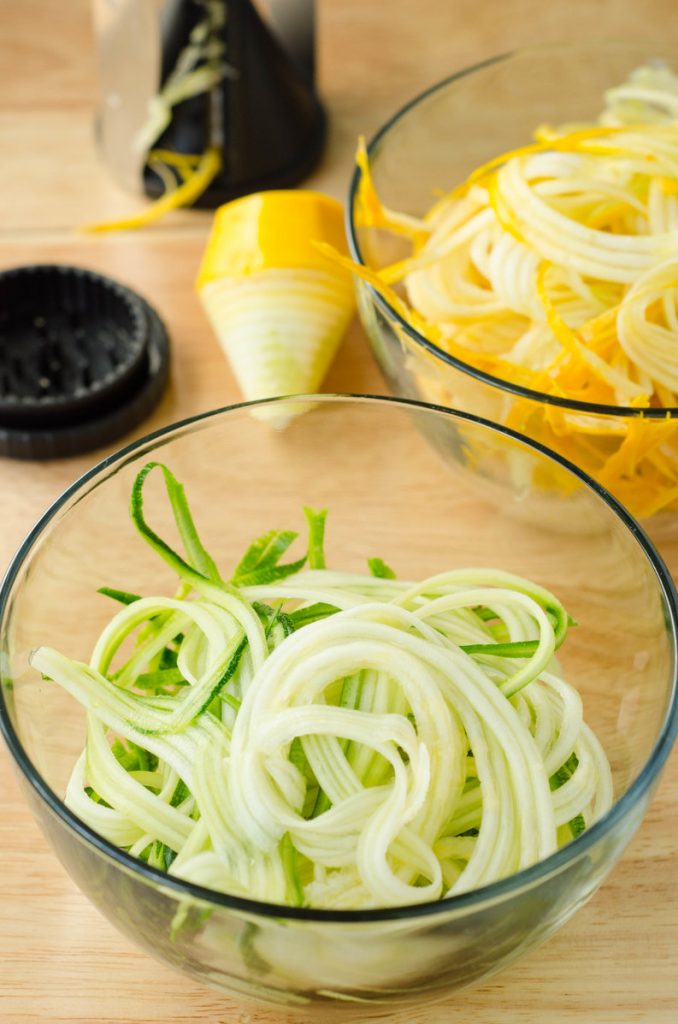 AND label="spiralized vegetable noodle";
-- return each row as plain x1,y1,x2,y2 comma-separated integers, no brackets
32,463,612,910
352,64,678,517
